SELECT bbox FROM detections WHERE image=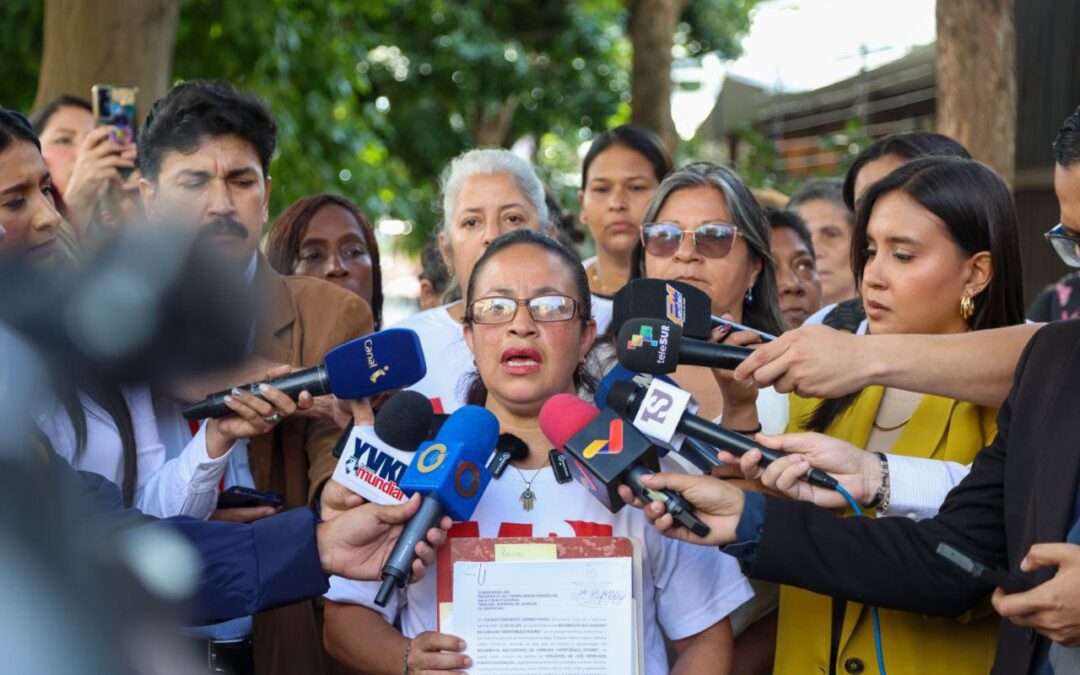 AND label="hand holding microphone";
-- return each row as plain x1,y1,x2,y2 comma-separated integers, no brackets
375,405,499,606
615,472,744,547
182,327,426,419
539,394,710,537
